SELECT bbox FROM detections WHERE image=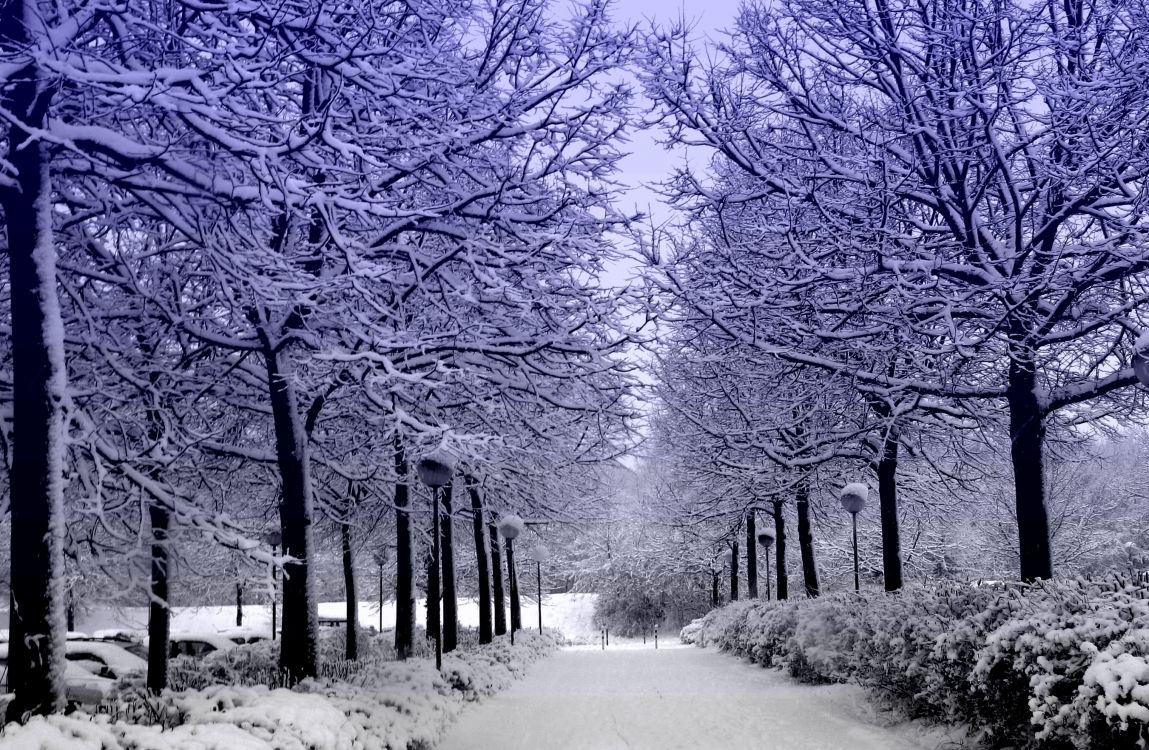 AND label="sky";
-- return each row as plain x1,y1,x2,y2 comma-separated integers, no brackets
607,0,744,228
593,0,745,289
